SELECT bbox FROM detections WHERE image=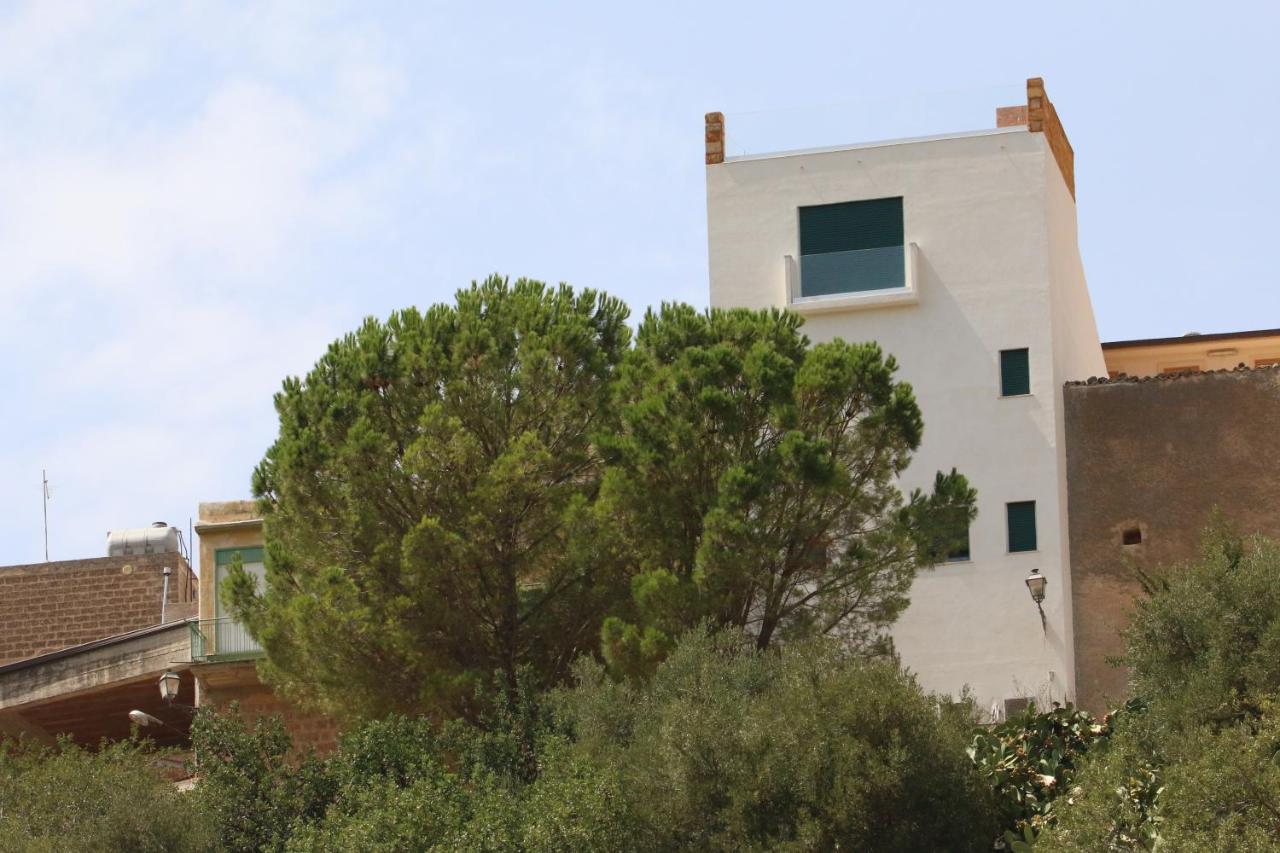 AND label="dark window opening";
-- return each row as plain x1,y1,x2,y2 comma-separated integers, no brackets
1000,348,1031,396
1007,501,1037,553
798,197,905,296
